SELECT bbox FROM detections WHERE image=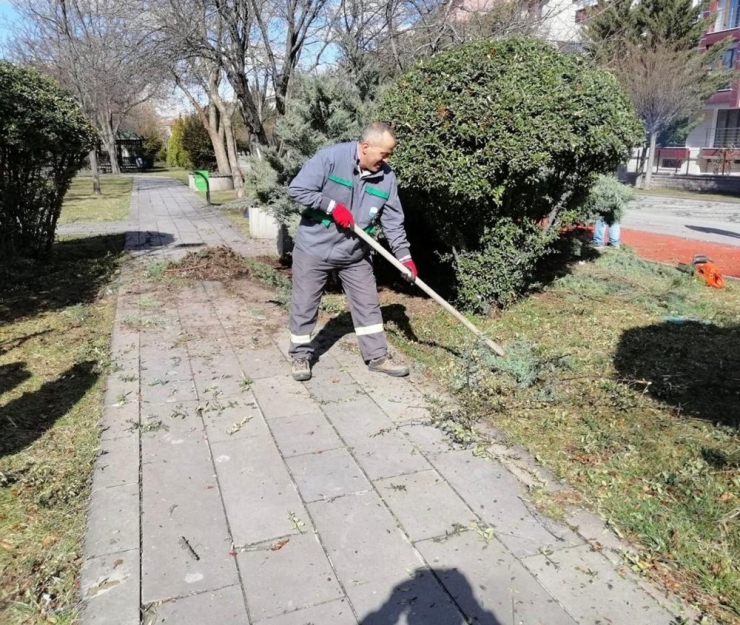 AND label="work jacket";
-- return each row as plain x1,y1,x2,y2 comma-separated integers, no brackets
287,141,411,265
